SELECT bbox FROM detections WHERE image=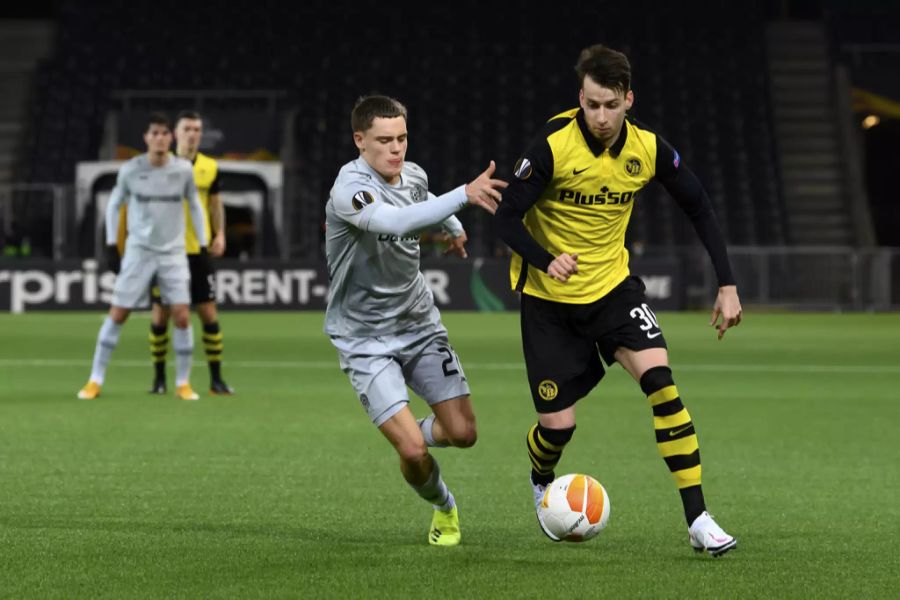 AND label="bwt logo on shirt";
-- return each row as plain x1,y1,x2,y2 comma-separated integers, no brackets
377,234,420,242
